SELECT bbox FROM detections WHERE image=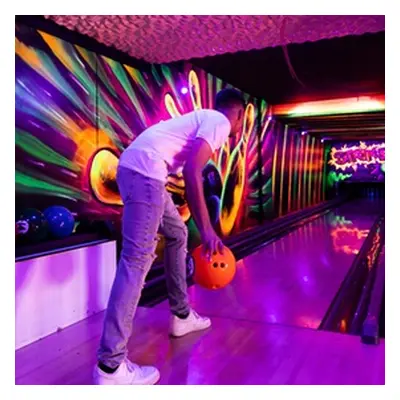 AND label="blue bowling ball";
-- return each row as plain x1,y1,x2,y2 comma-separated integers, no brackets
44,206,75,239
